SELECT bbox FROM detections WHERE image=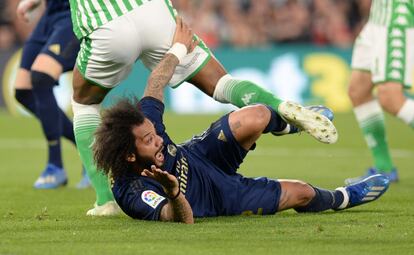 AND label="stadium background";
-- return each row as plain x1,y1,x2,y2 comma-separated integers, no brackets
2,0,413,115
1,1,414,254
